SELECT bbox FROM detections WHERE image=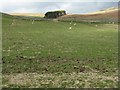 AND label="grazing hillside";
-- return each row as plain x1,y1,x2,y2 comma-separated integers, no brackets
2,12,118,88
58,7,119,23
2,13,48,21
